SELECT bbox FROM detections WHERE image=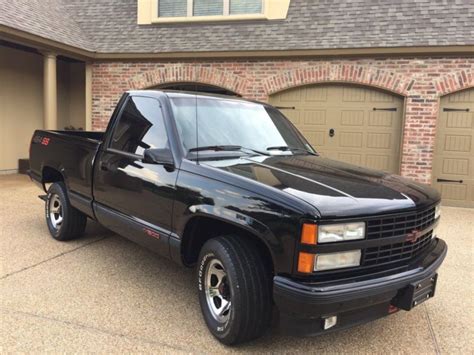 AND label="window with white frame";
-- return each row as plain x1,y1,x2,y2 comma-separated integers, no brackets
157,0,263,18
137,0,290,25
